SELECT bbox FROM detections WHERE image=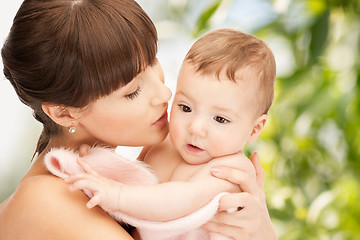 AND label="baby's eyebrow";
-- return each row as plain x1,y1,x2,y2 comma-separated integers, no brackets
212,106,239,118
175,90,191,99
